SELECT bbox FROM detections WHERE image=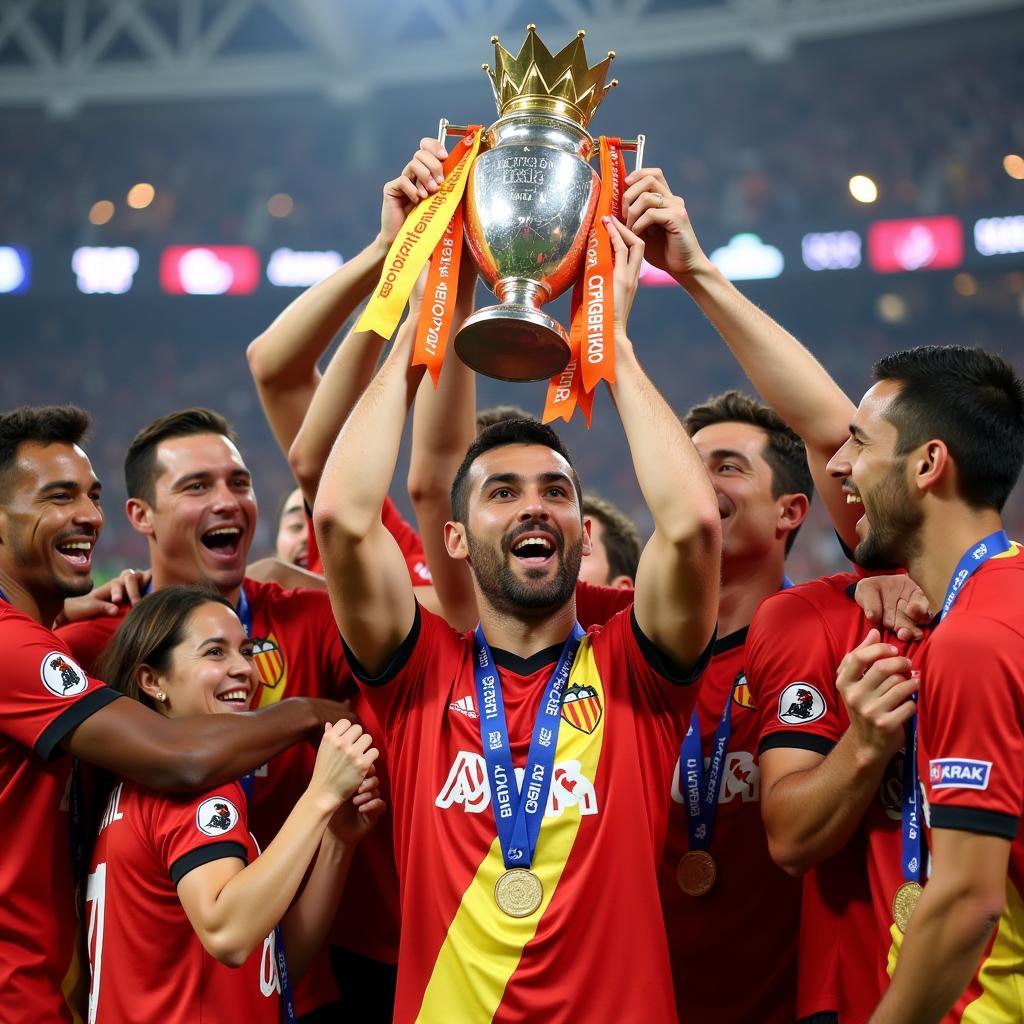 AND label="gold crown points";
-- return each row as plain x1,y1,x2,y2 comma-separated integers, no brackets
484,24,617,128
